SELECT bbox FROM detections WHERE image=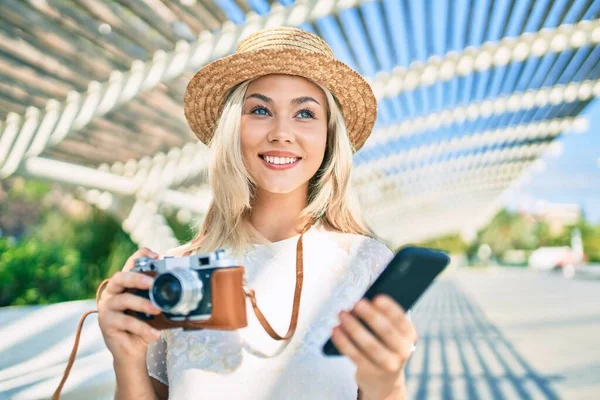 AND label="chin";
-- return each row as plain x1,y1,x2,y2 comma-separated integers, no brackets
260,183,302,195
255,177,307,195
